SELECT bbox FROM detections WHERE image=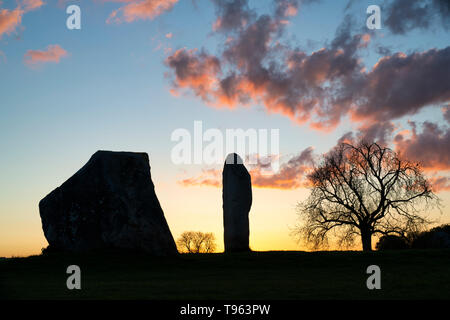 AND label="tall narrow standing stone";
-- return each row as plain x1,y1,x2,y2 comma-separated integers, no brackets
222,153,252,252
